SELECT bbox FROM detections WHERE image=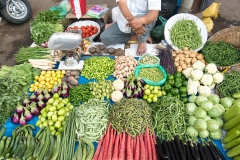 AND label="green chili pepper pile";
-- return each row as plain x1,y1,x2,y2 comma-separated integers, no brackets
69,84,92,106
170,19,202,50
75,99,110,142
216,71,240,97
110,98,154,137
81,56,115,80
202,41,240,66
150,96,188,140
138,67,164,82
